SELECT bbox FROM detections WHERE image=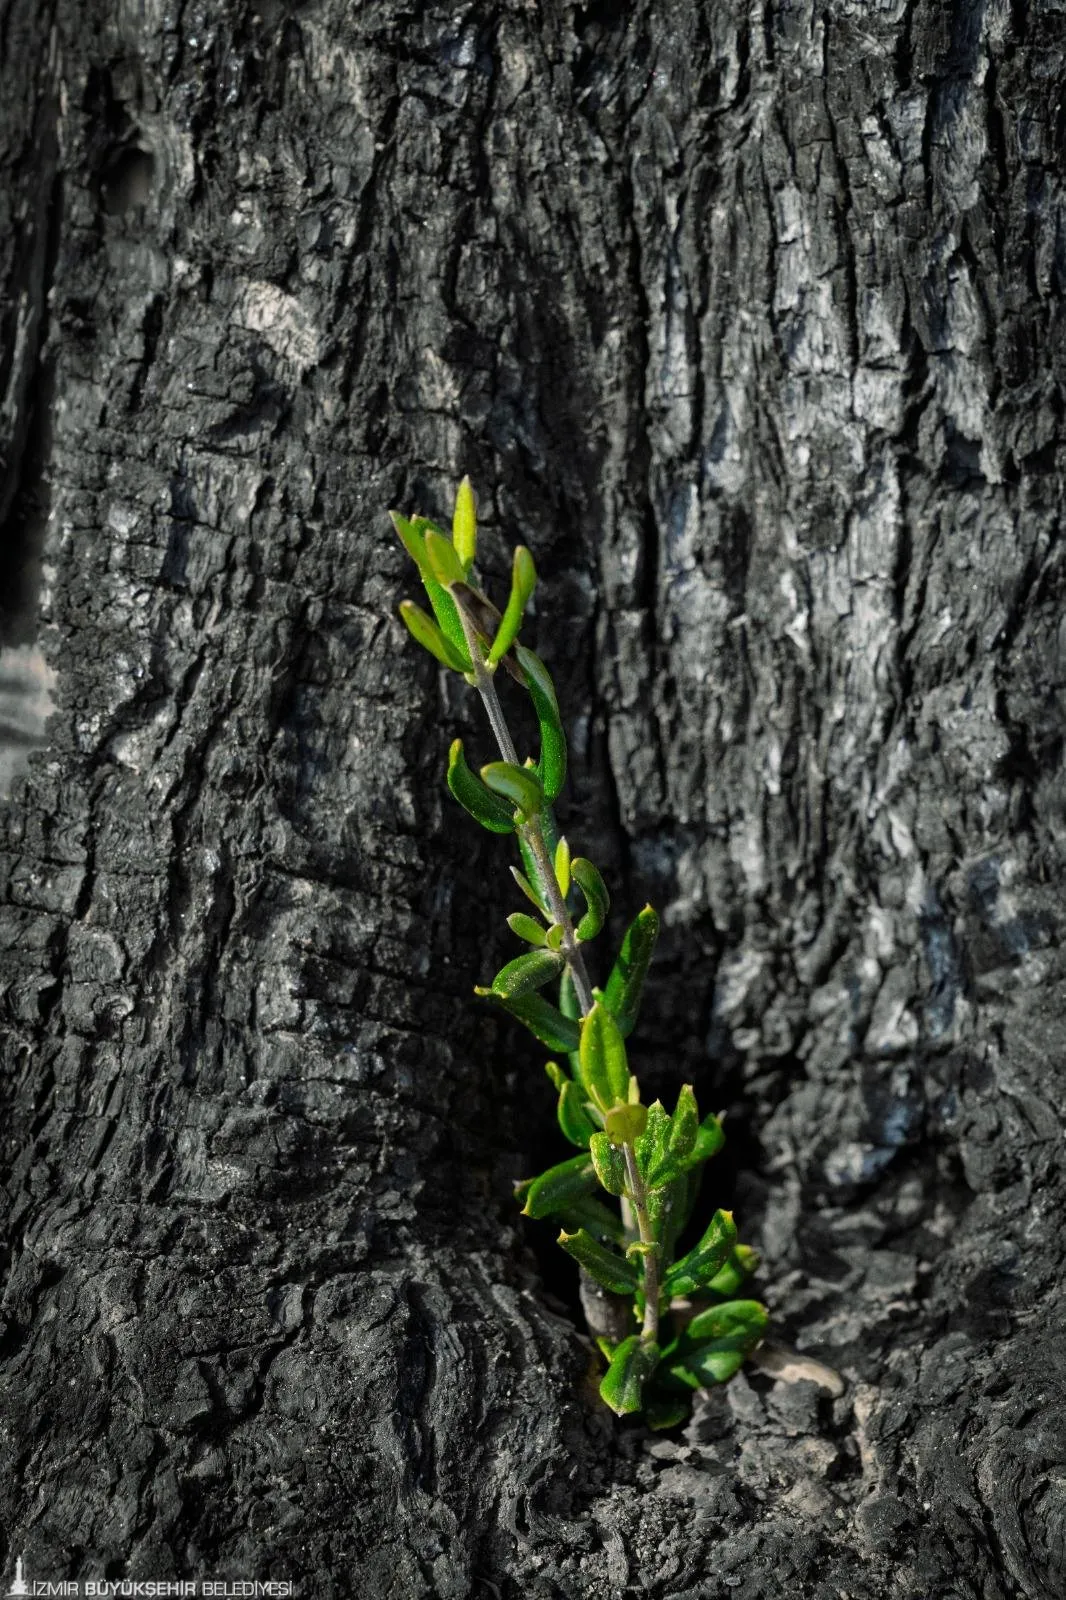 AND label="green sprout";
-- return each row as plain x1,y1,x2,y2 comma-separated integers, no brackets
391,477,768,1426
